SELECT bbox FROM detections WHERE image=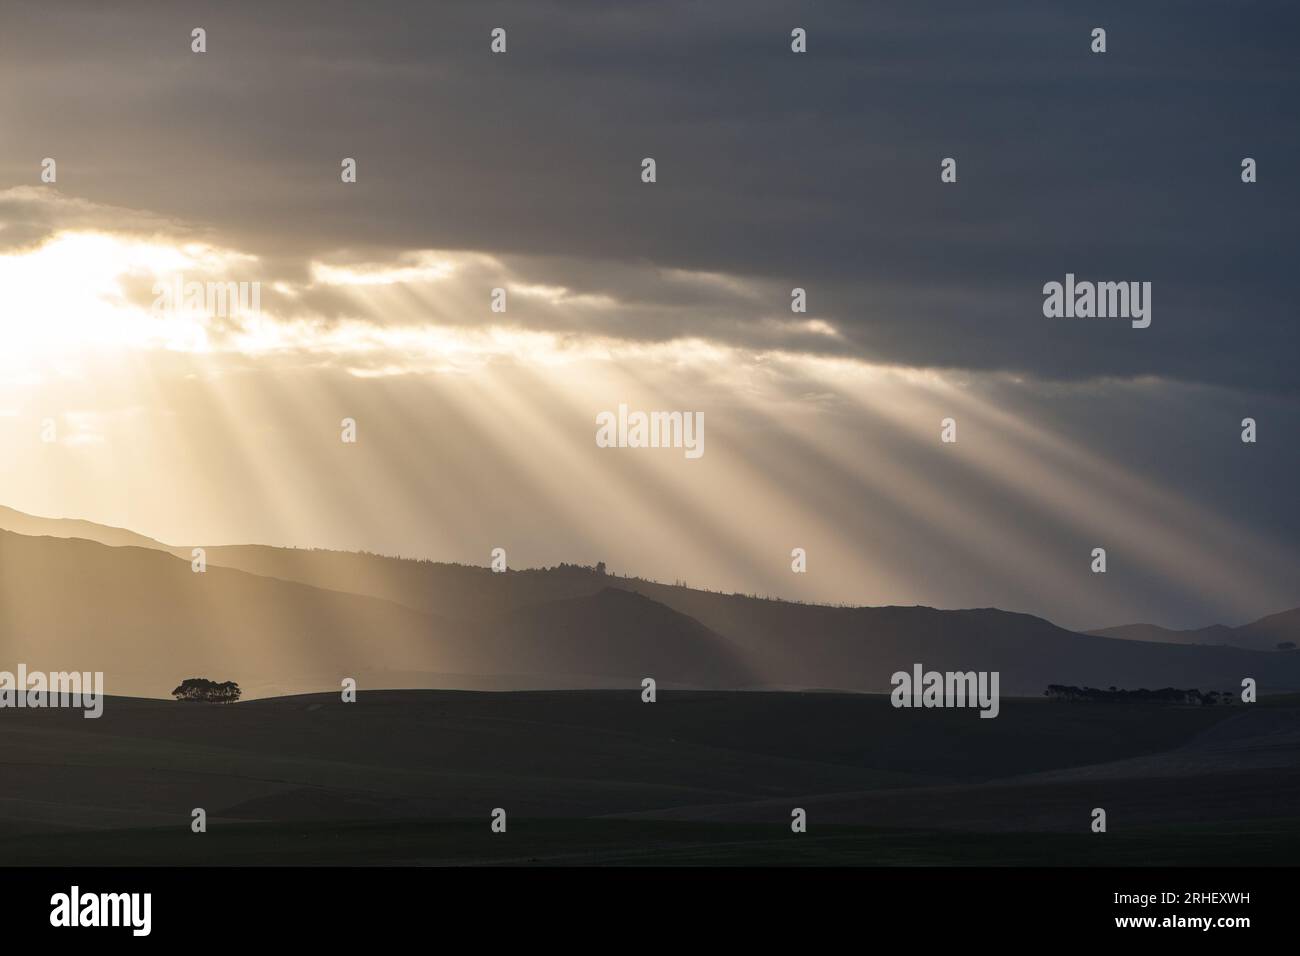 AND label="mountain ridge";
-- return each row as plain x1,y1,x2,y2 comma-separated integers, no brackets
3,506,1298,699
